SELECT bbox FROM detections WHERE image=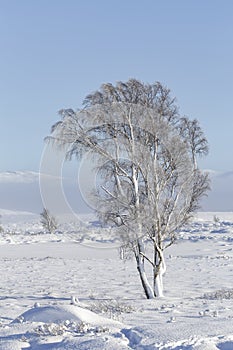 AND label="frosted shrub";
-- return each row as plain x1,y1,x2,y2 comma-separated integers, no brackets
34,323,67,336
68,321,109,334
213,215,221,226
33,321,109,336
203,289,233,300
0,215,4,234
90,299,135,319
40,208,58,234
